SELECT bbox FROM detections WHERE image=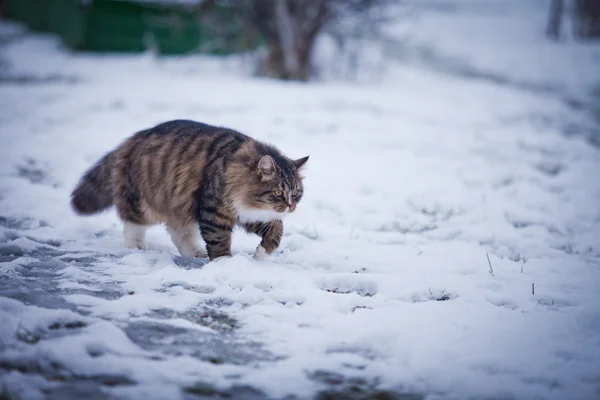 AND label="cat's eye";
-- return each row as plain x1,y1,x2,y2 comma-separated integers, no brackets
292,190,299,197
274,189,283,197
